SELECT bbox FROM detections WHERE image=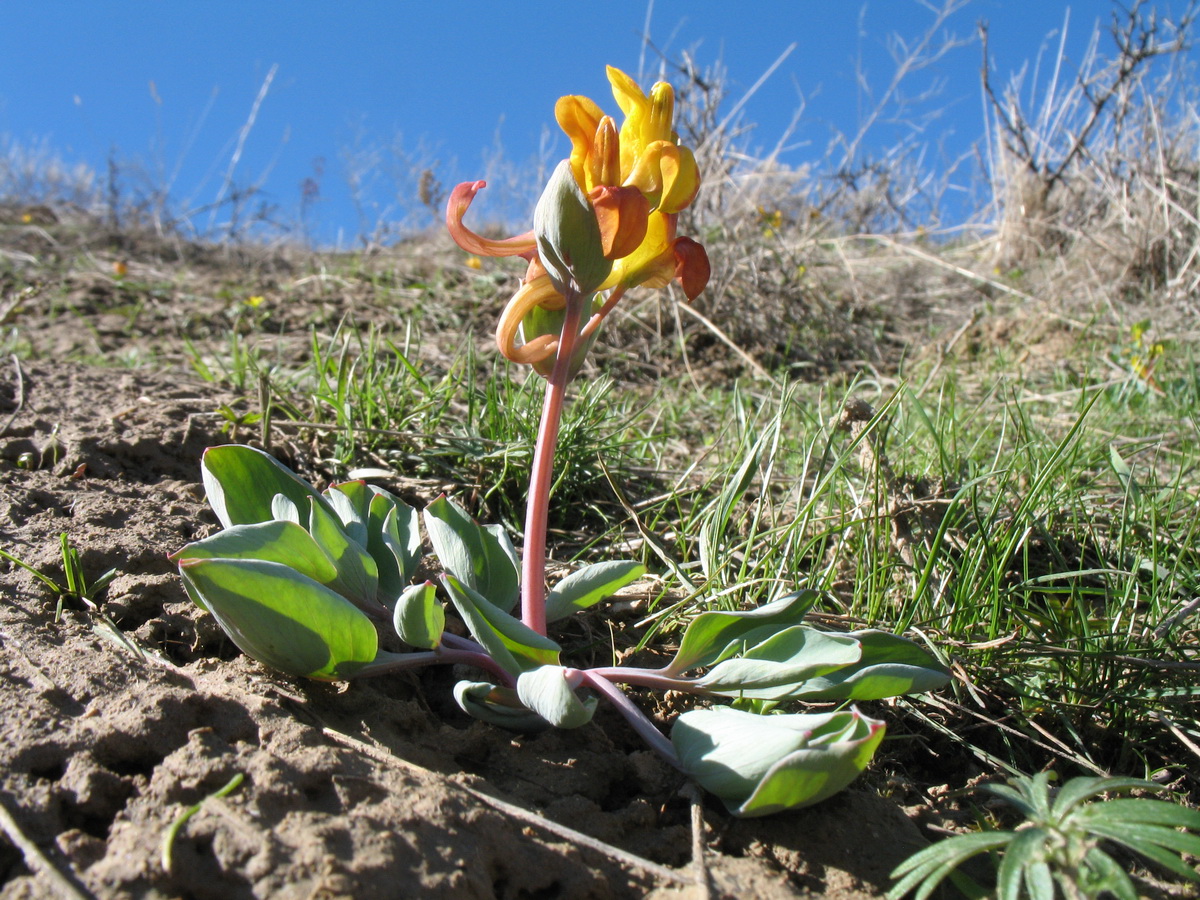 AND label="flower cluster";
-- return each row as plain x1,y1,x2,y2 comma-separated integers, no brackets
447,66,710,377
